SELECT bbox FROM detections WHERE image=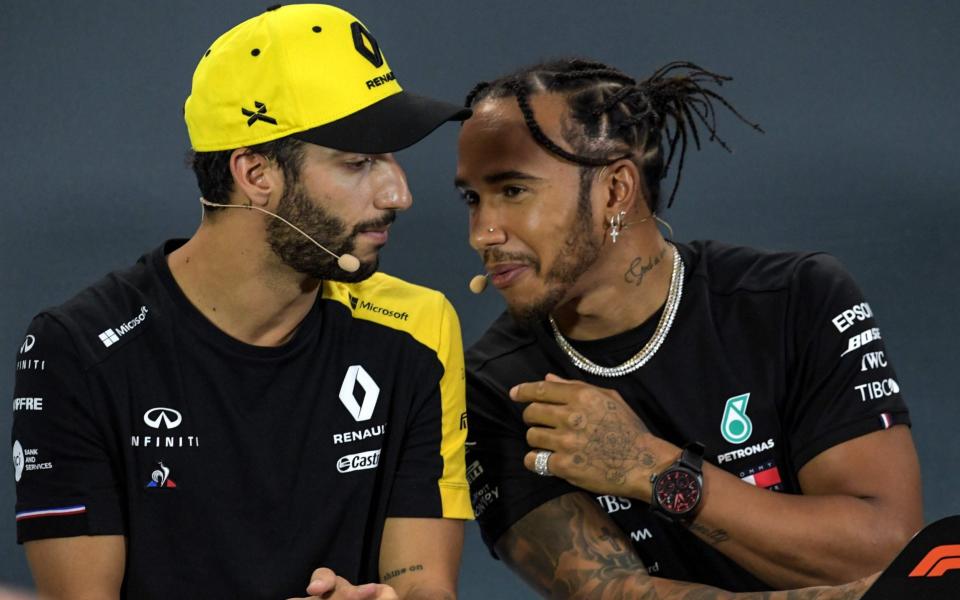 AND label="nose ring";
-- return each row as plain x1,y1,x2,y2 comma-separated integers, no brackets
487,227,495,233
